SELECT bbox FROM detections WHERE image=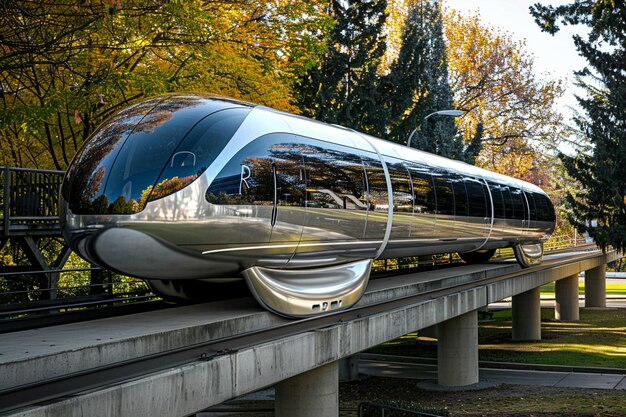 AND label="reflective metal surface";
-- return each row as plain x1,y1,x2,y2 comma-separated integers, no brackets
60,94,557,316
243,259,372,317
514,242,545,268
